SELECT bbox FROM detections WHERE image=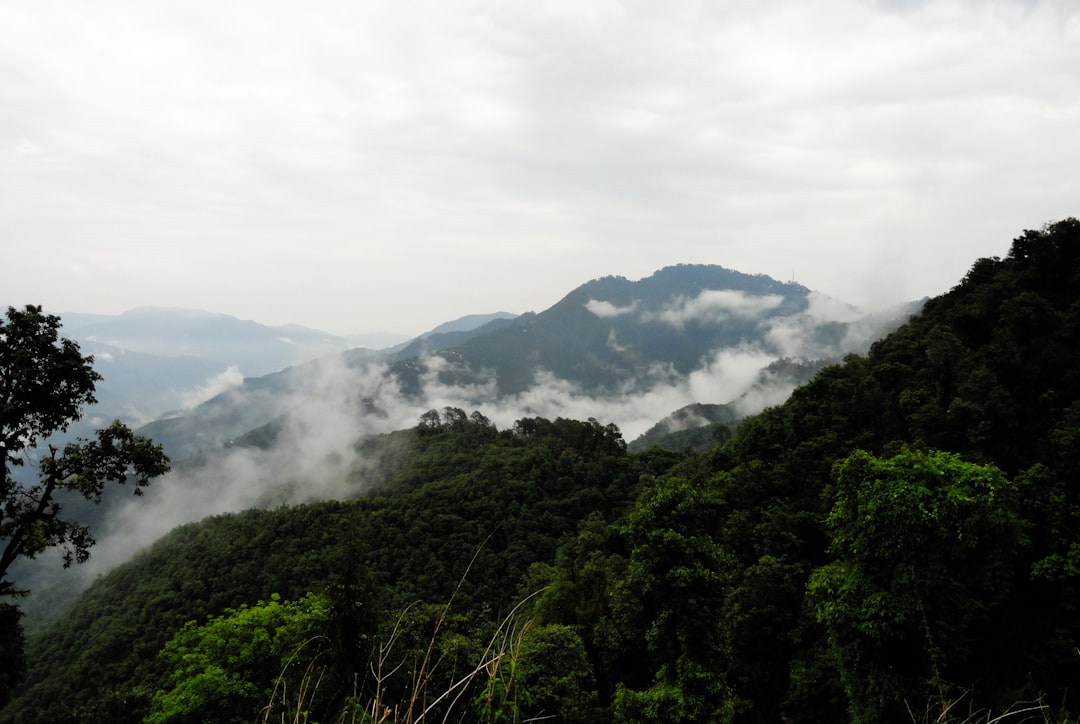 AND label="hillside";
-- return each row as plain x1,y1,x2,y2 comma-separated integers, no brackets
3,414,648,723
5,219,1079,723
